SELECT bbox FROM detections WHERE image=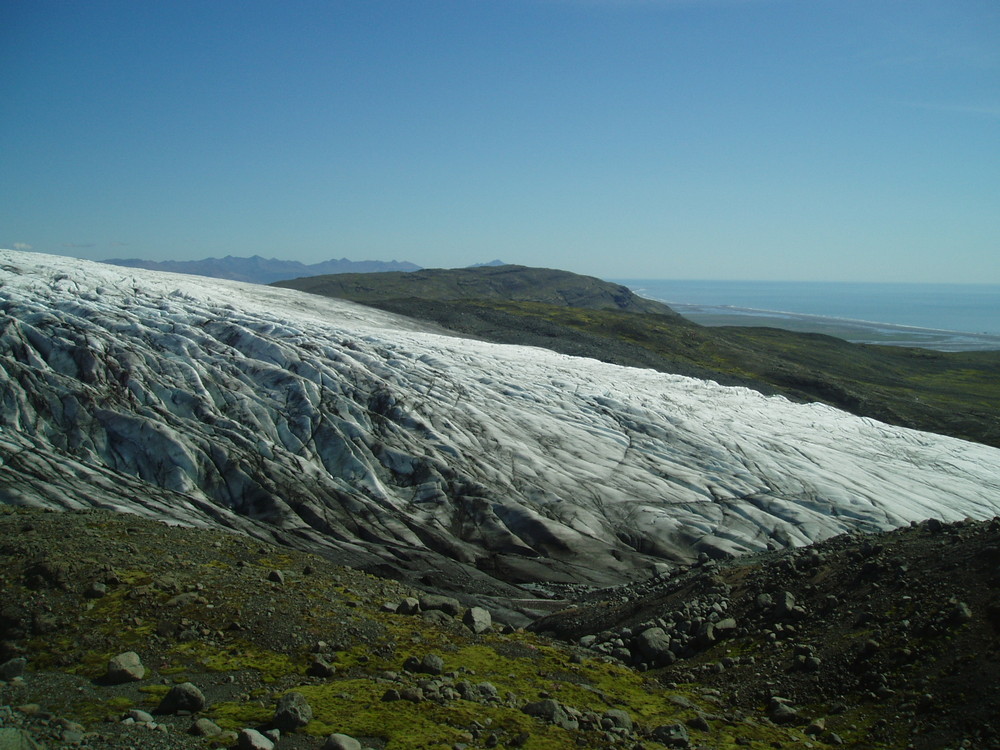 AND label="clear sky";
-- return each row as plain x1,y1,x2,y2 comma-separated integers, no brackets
2,0,998,283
